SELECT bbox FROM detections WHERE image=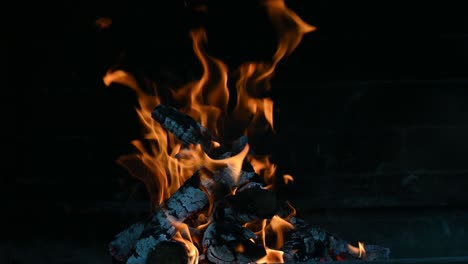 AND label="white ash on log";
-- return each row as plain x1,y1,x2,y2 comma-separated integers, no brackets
151,104,248,158
110,103,391,264
110,104,260,264
110,159,259,263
